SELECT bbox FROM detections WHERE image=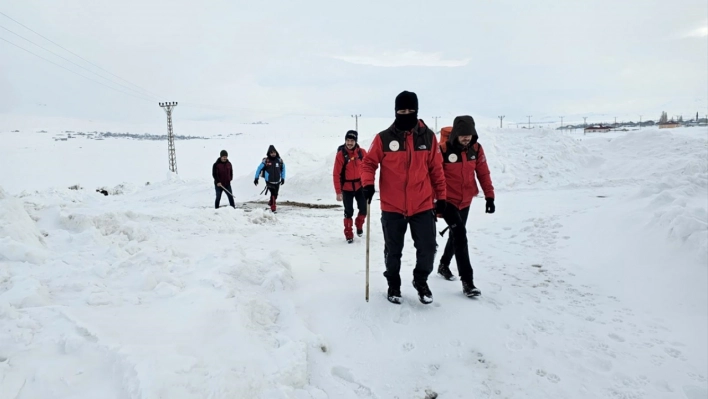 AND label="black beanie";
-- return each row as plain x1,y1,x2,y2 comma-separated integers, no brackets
395,91,418,111
220,150,228,157
345,130,358,142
